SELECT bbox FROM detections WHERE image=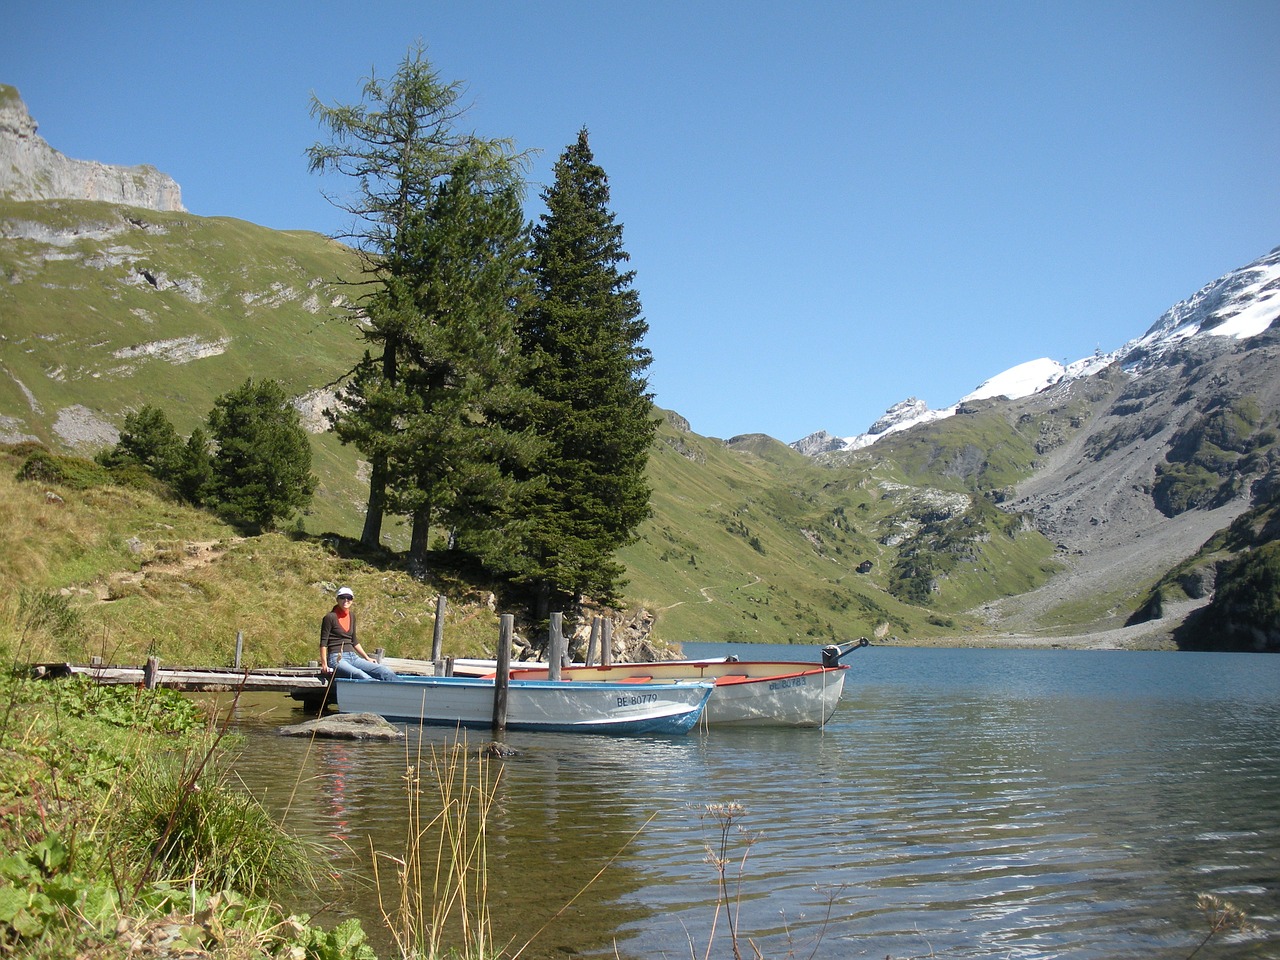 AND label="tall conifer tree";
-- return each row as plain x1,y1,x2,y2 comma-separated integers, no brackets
308,45,525,551
385,156,541,573
519,128,657,621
